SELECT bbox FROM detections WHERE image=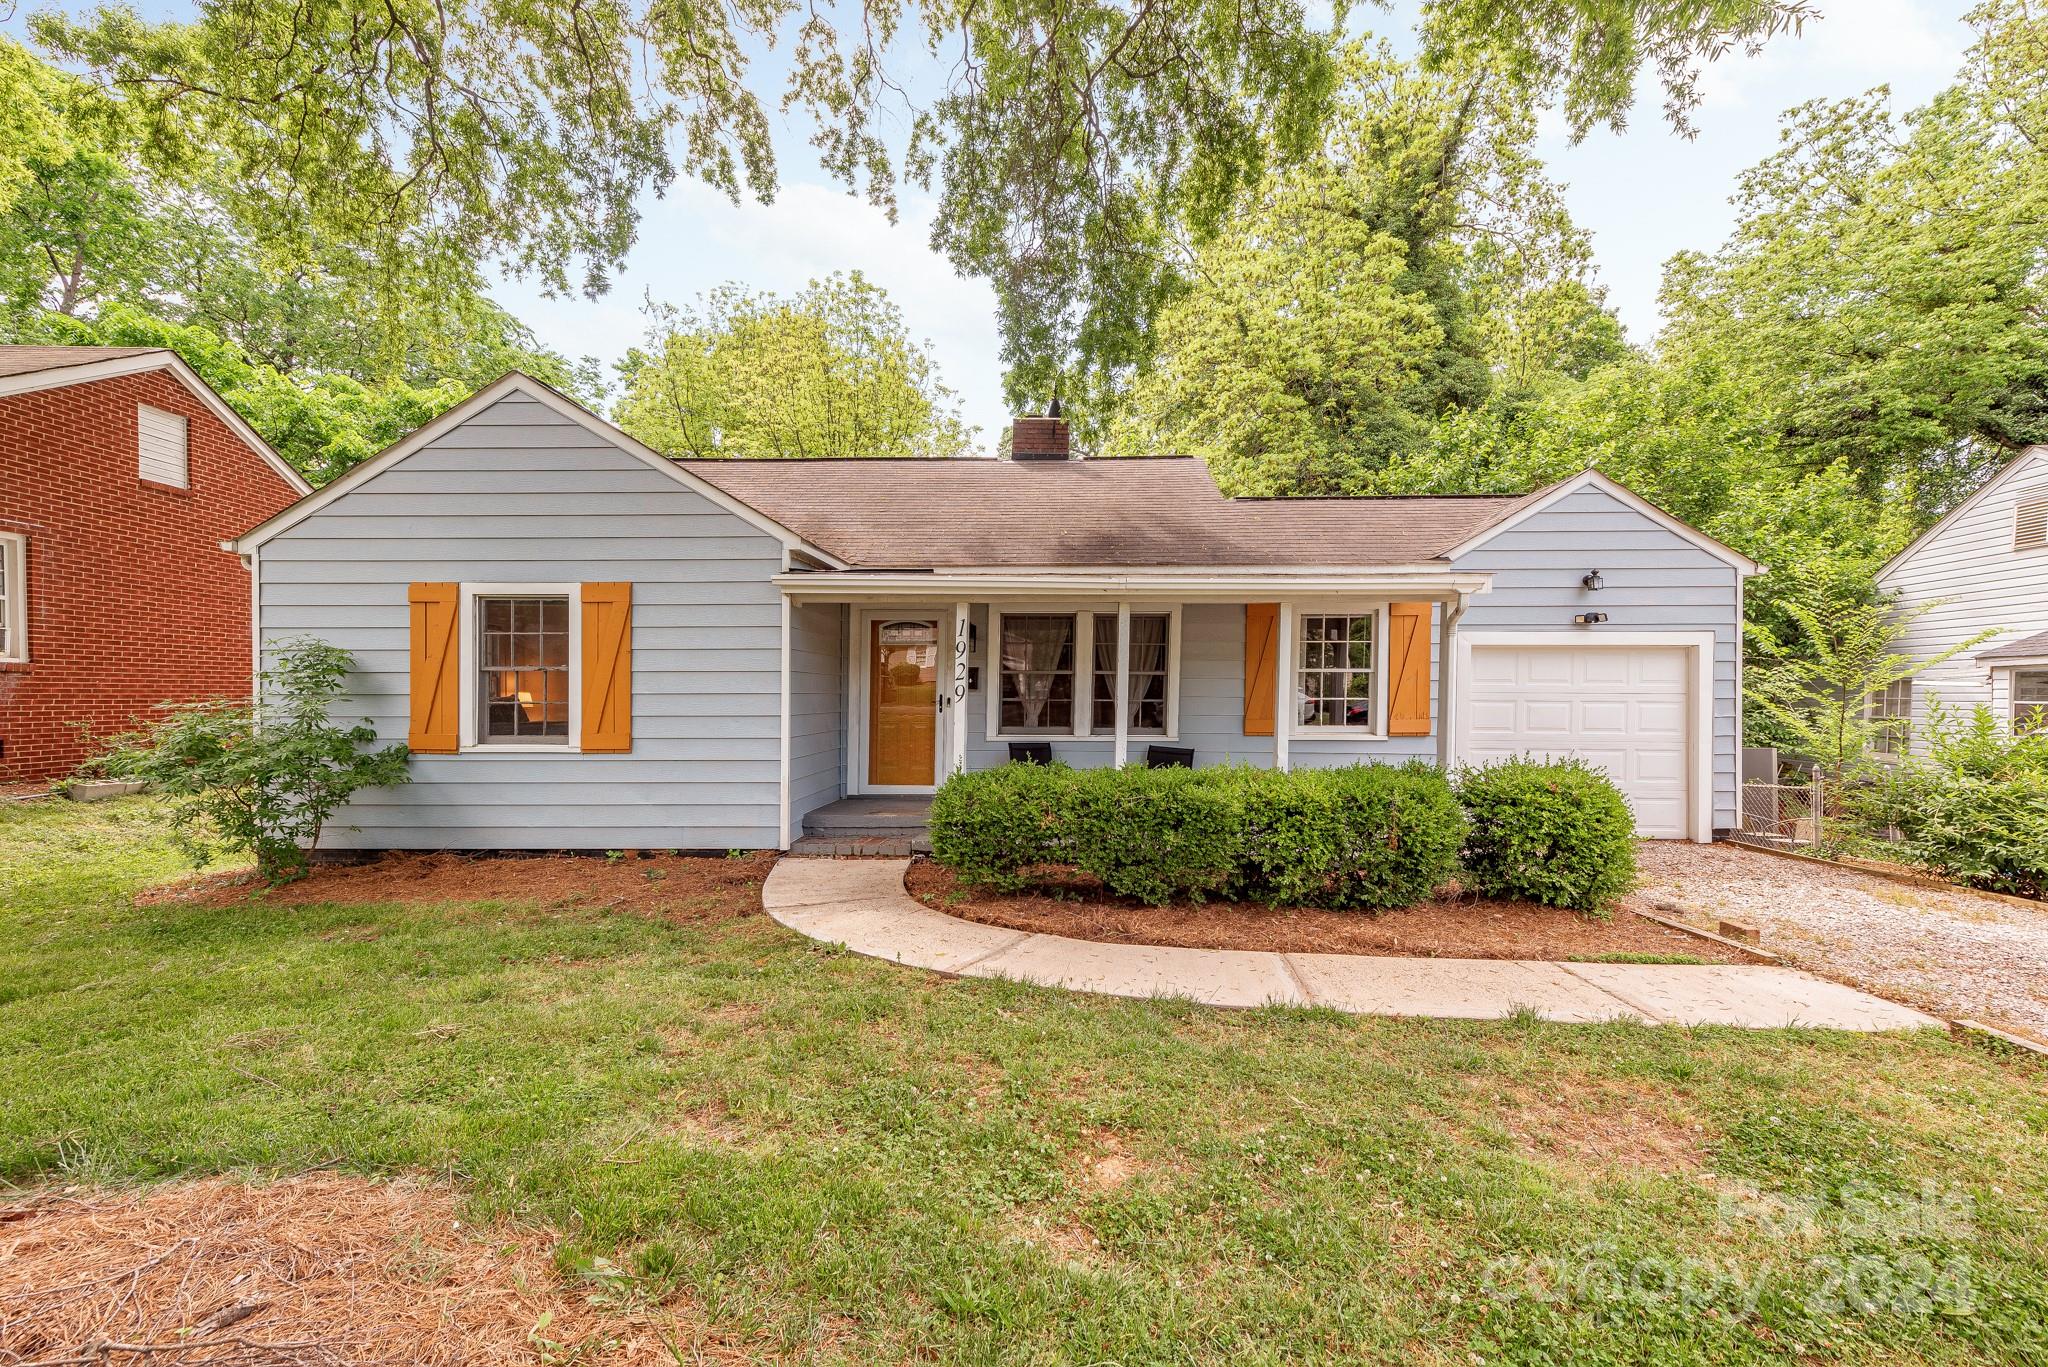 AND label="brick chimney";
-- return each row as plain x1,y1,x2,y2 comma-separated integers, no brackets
1008,400,1071,460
